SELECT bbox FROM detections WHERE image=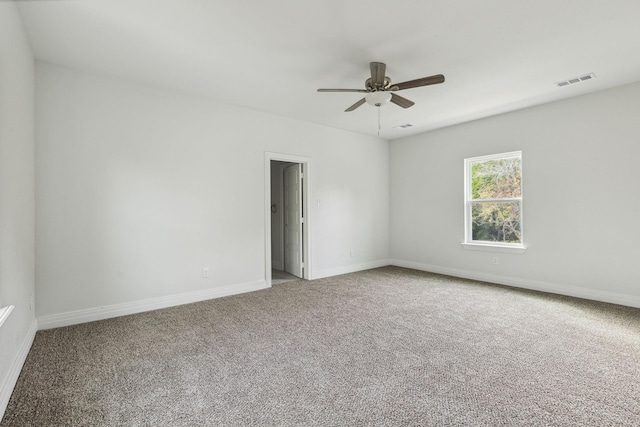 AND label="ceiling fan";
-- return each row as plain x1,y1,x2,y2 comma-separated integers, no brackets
318,62,445,112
